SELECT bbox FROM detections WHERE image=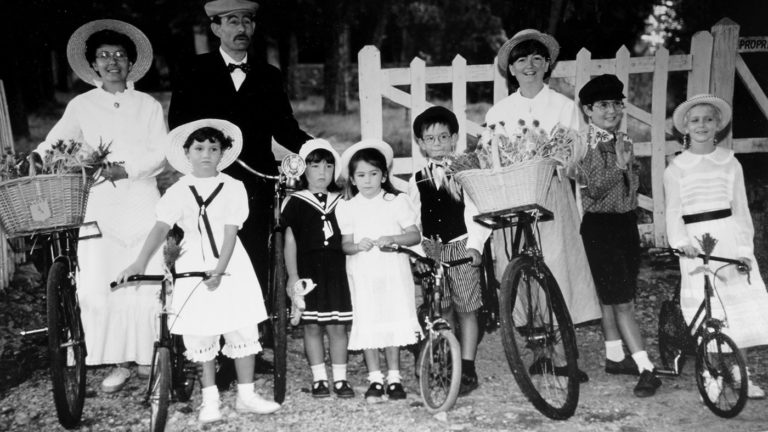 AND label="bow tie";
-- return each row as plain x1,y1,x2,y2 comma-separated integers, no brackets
227,63,251,73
